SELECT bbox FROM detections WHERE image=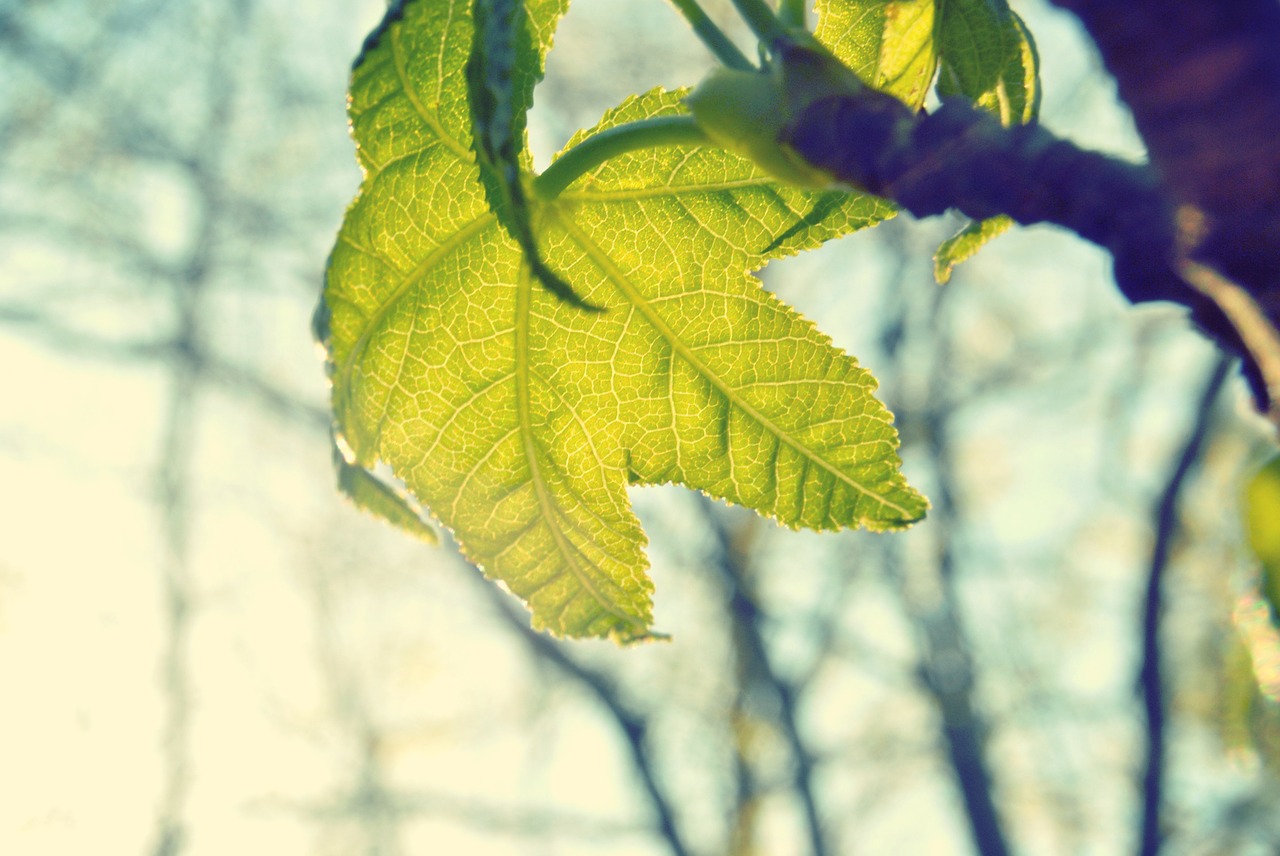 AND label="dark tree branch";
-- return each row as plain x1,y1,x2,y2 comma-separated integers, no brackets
787,93,1169,283
866,237,1014,856
144,5,249,854
699,501,828,856
783,91,1261,393
478,584,693,856
910,412,1011,856
305,561,406,855
1049,0,1280,303
779,18,1280,425
0,302,328,430
1136,355,1231,856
